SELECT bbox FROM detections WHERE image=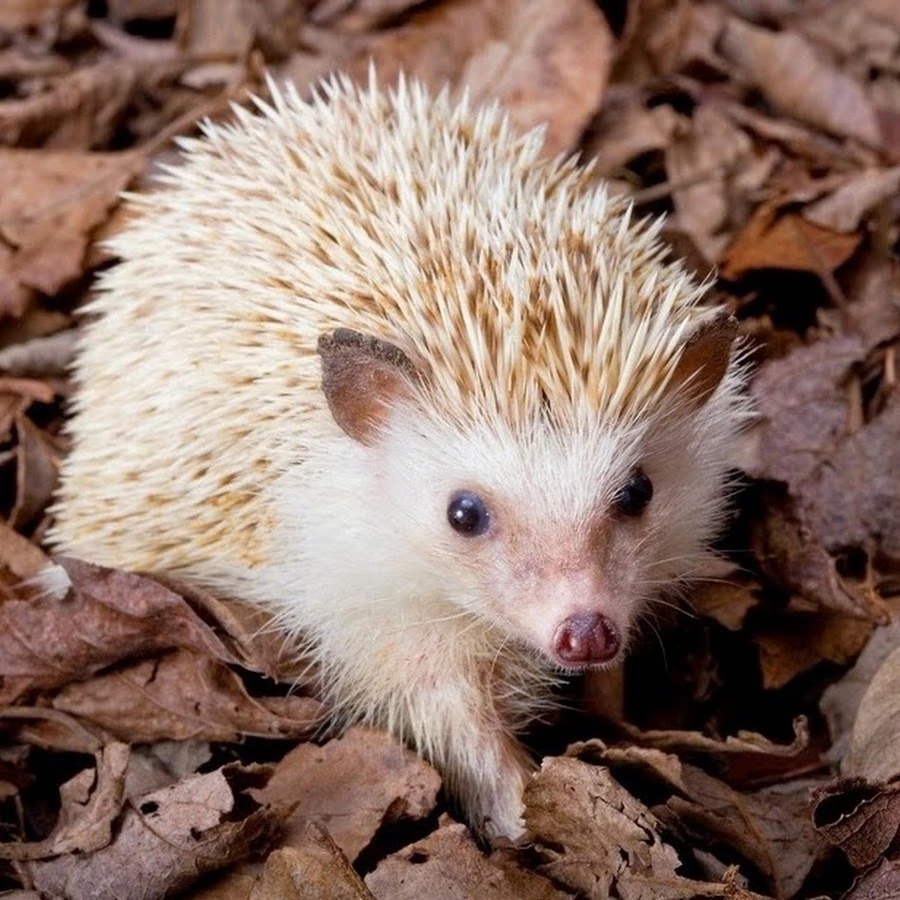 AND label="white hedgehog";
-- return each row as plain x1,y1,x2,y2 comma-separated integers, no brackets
50,75,747,839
